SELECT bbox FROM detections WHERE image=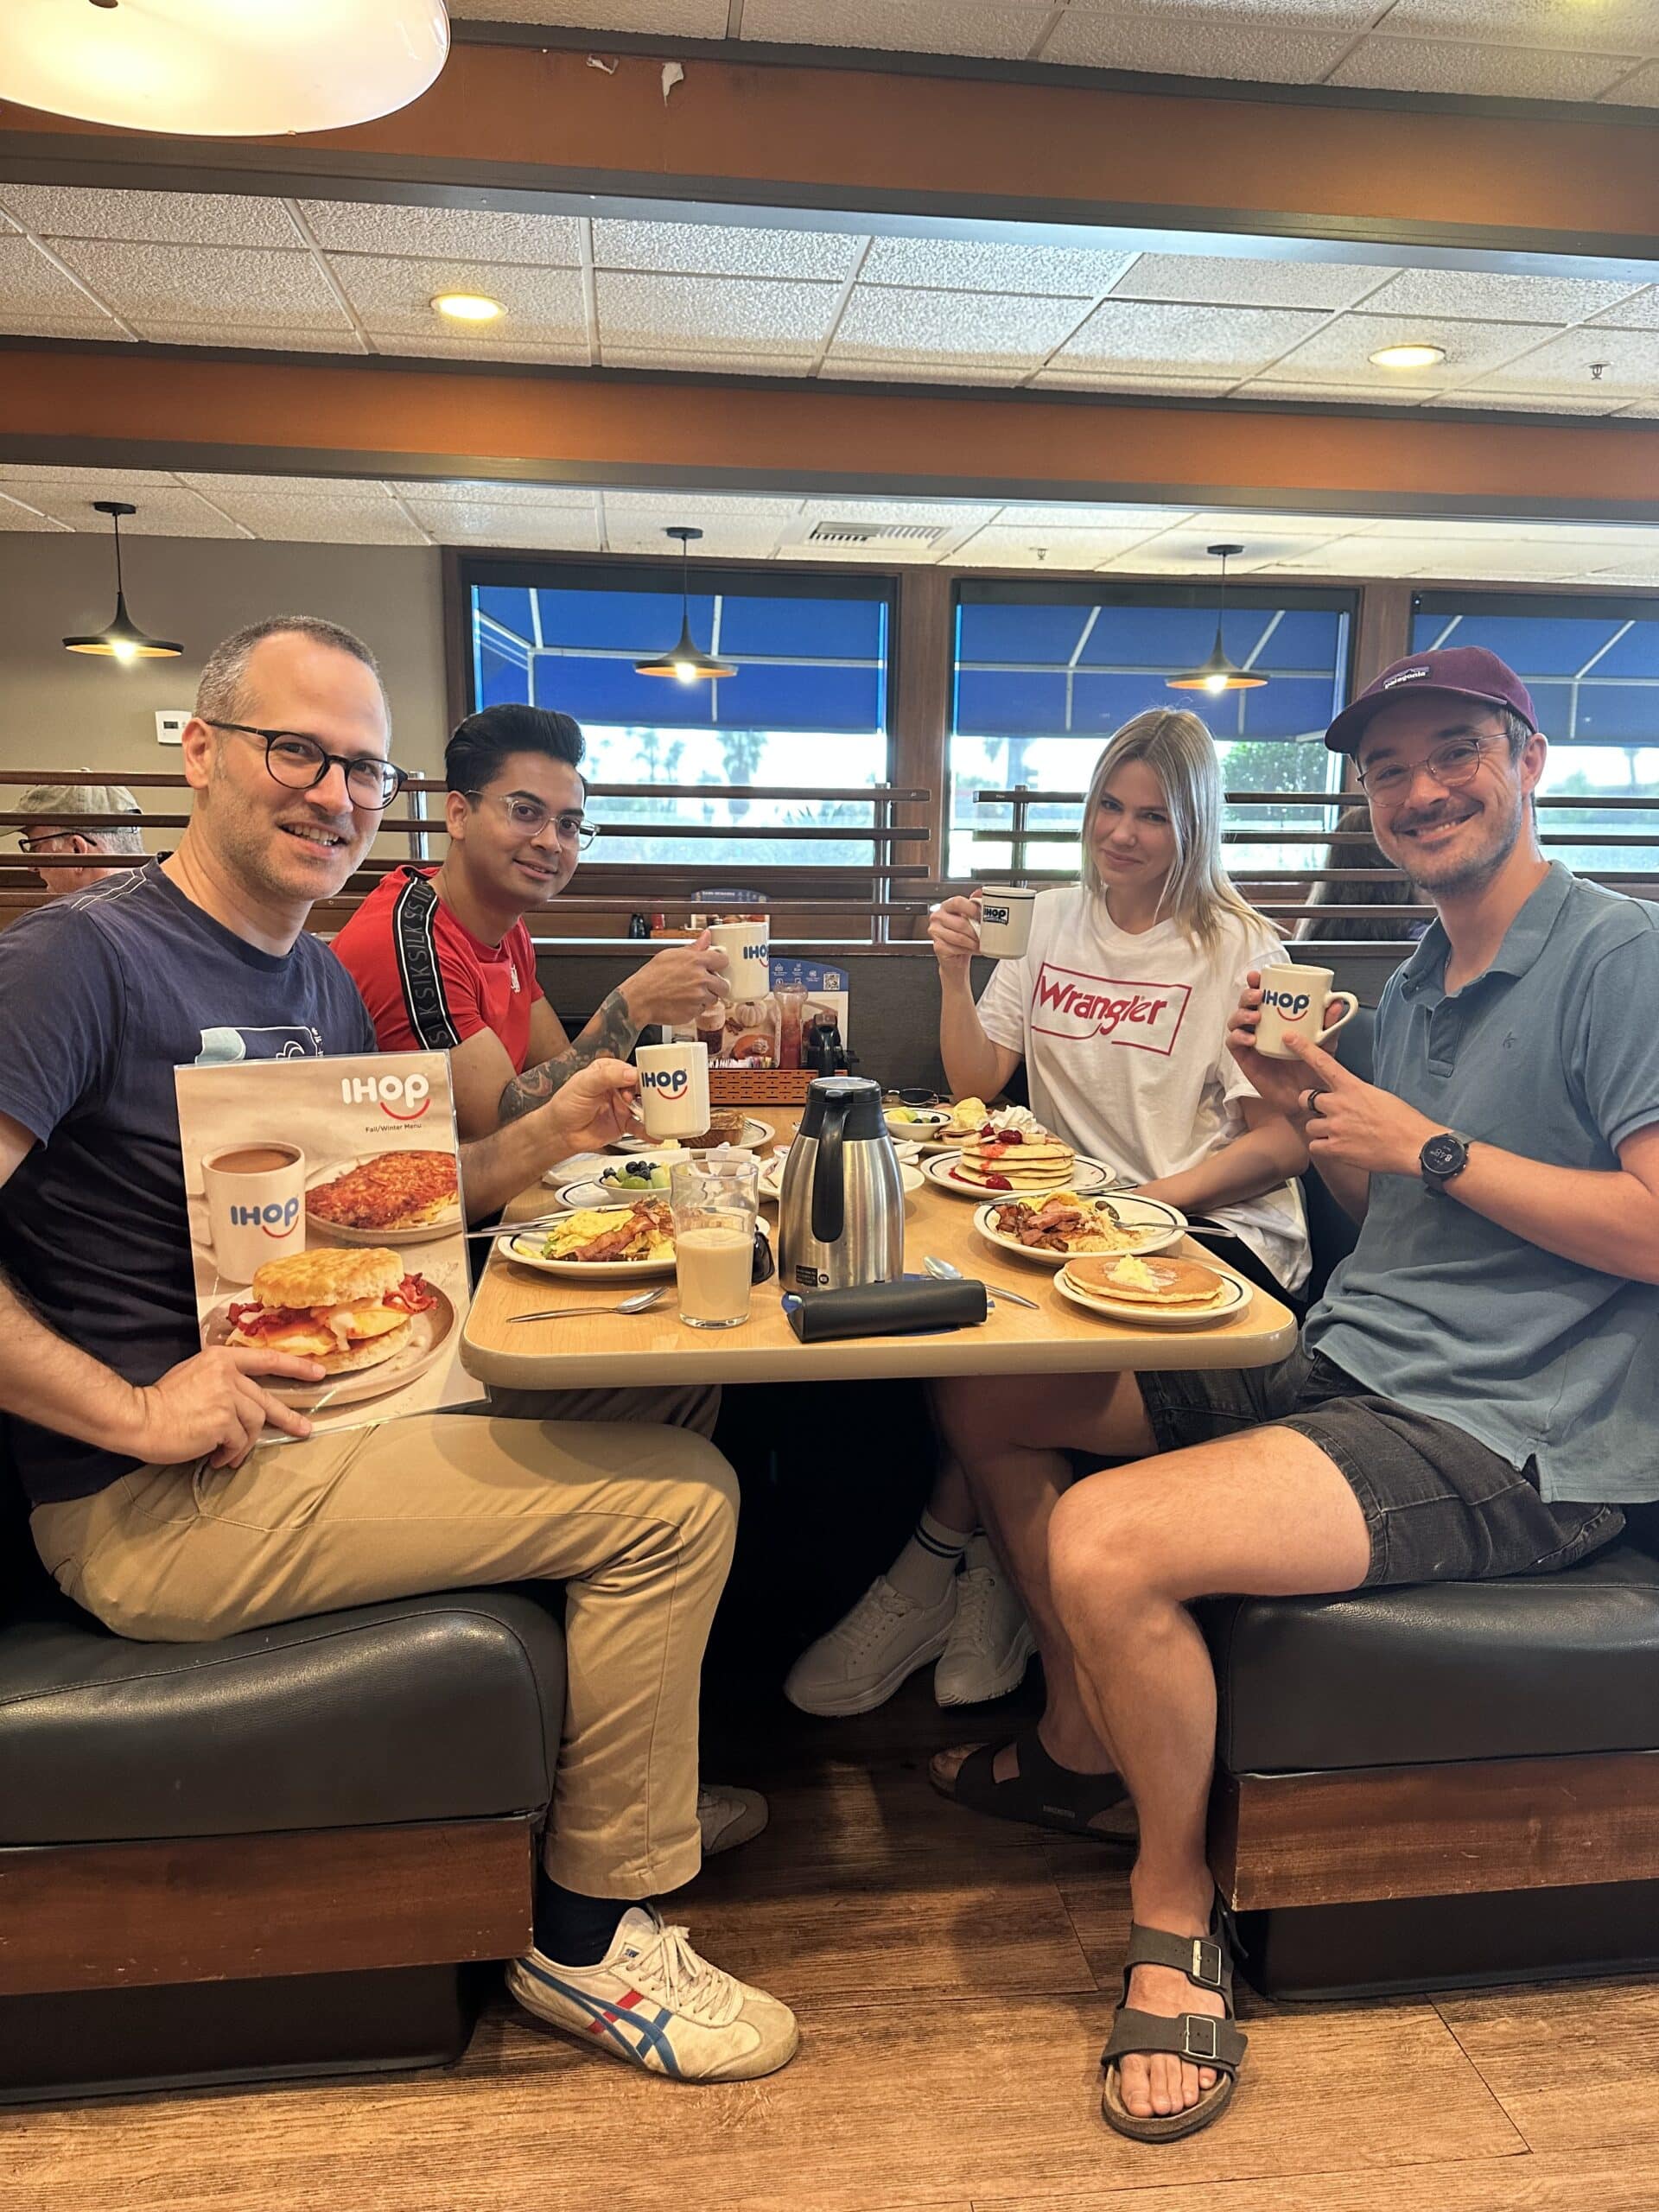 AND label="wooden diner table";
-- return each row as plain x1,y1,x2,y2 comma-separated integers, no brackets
461,1113,1299,1393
